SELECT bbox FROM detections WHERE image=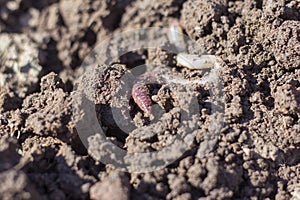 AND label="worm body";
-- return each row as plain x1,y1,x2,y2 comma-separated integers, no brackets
131,82,152,116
